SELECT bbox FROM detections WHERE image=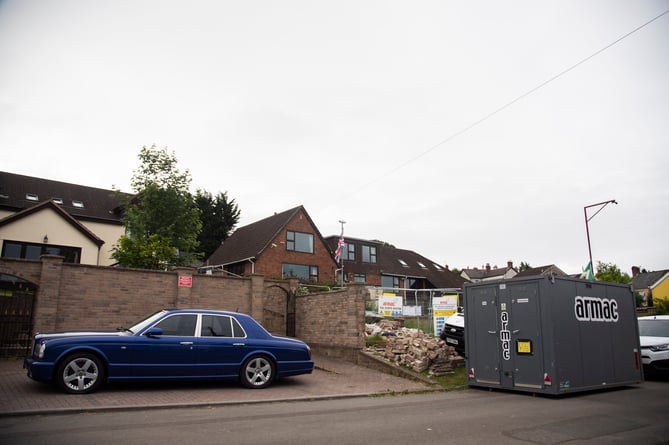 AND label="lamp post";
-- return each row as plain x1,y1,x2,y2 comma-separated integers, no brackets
338,220,346,286
584,199,617,276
